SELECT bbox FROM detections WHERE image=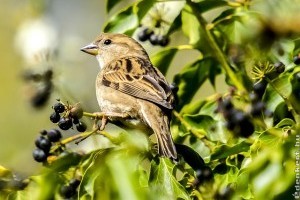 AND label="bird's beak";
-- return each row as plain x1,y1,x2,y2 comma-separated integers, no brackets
80,43,98,56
